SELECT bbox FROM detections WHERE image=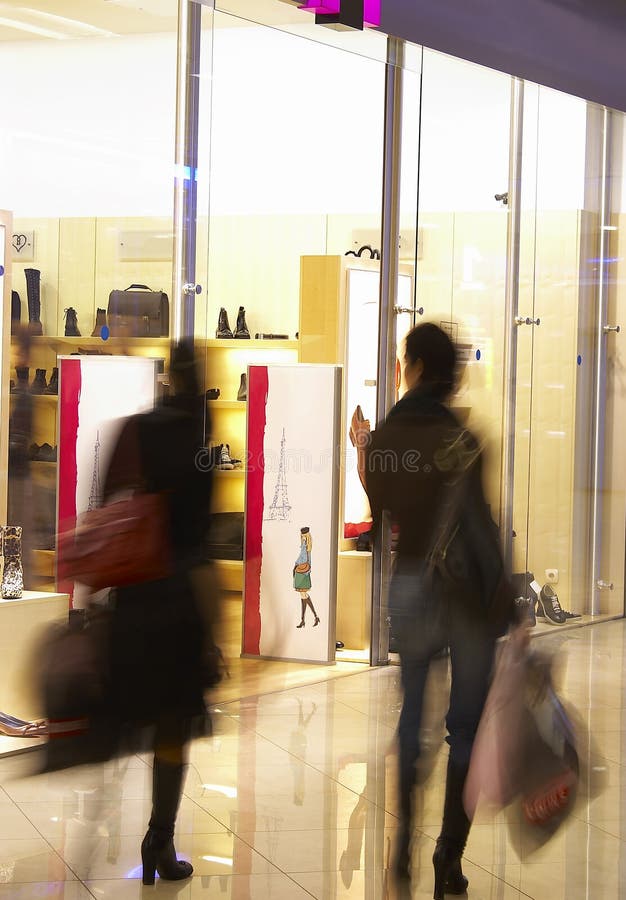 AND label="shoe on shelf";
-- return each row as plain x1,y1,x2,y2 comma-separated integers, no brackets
38,443,57,462
206,388,220,400
217,444,234,470
30,368,47,394
91,308,107,338
64,307,81,337
28,443,40,461
216,308,233,339
537,584,567,625
44,367,58,395
237,373,247,402
234,306,250,339
229,450,242,468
